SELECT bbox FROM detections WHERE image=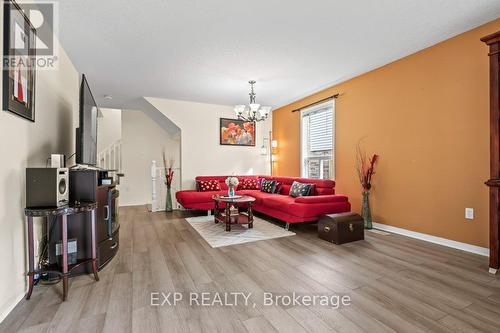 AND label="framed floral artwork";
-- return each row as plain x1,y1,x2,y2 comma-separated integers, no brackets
220,118,255,146
3,0,36,121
